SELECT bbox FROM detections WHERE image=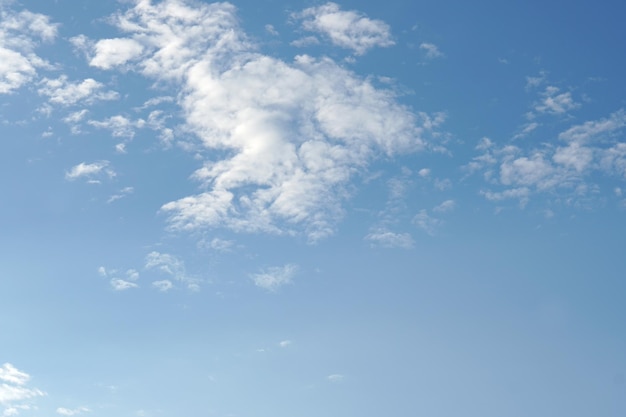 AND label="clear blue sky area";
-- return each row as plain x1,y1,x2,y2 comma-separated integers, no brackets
1,0,625,416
